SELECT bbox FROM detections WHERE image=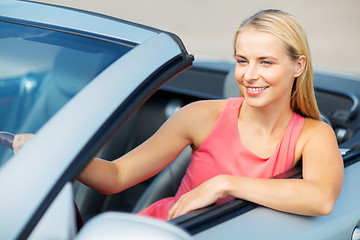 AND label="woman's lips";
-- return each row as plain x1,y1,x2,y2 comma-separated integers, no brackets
246,86,269,96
